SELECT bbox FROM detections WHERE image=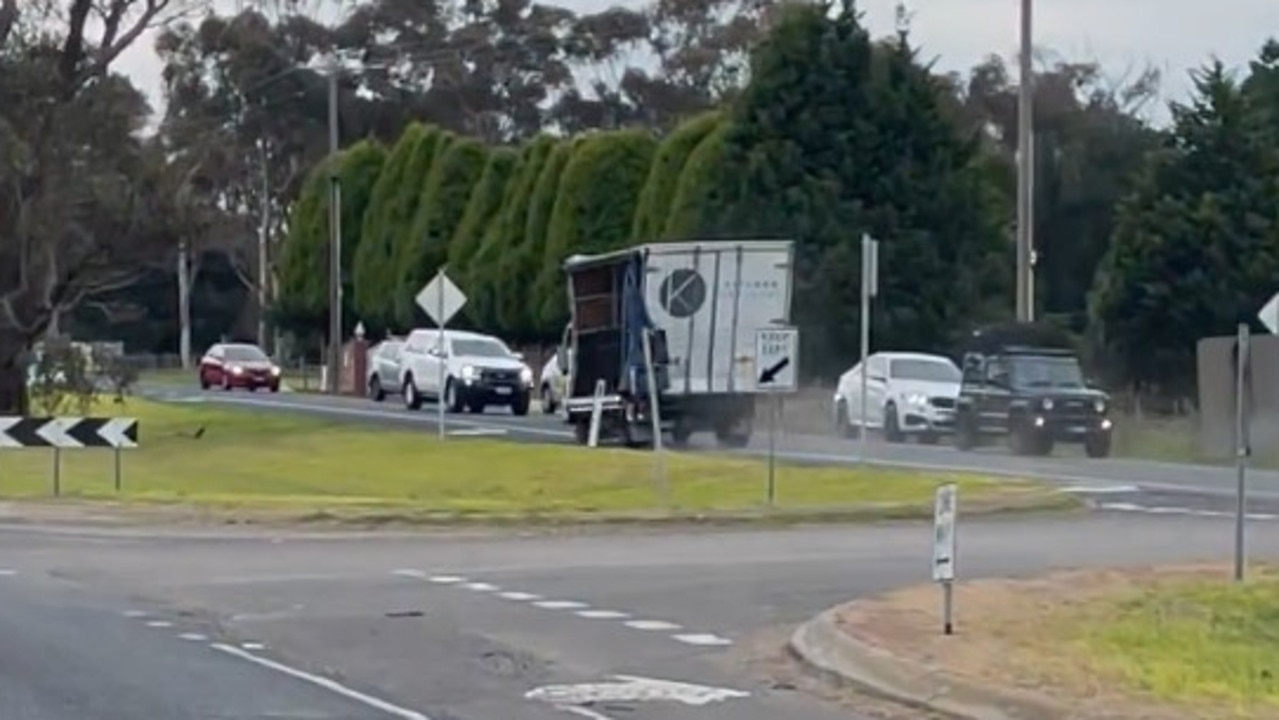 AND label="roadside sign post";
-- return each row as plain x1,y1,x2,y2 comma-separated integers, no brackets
415,268,467,441
933,483,957,635
859,234,879,465
755,326,799,506
1235,319,1256,582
